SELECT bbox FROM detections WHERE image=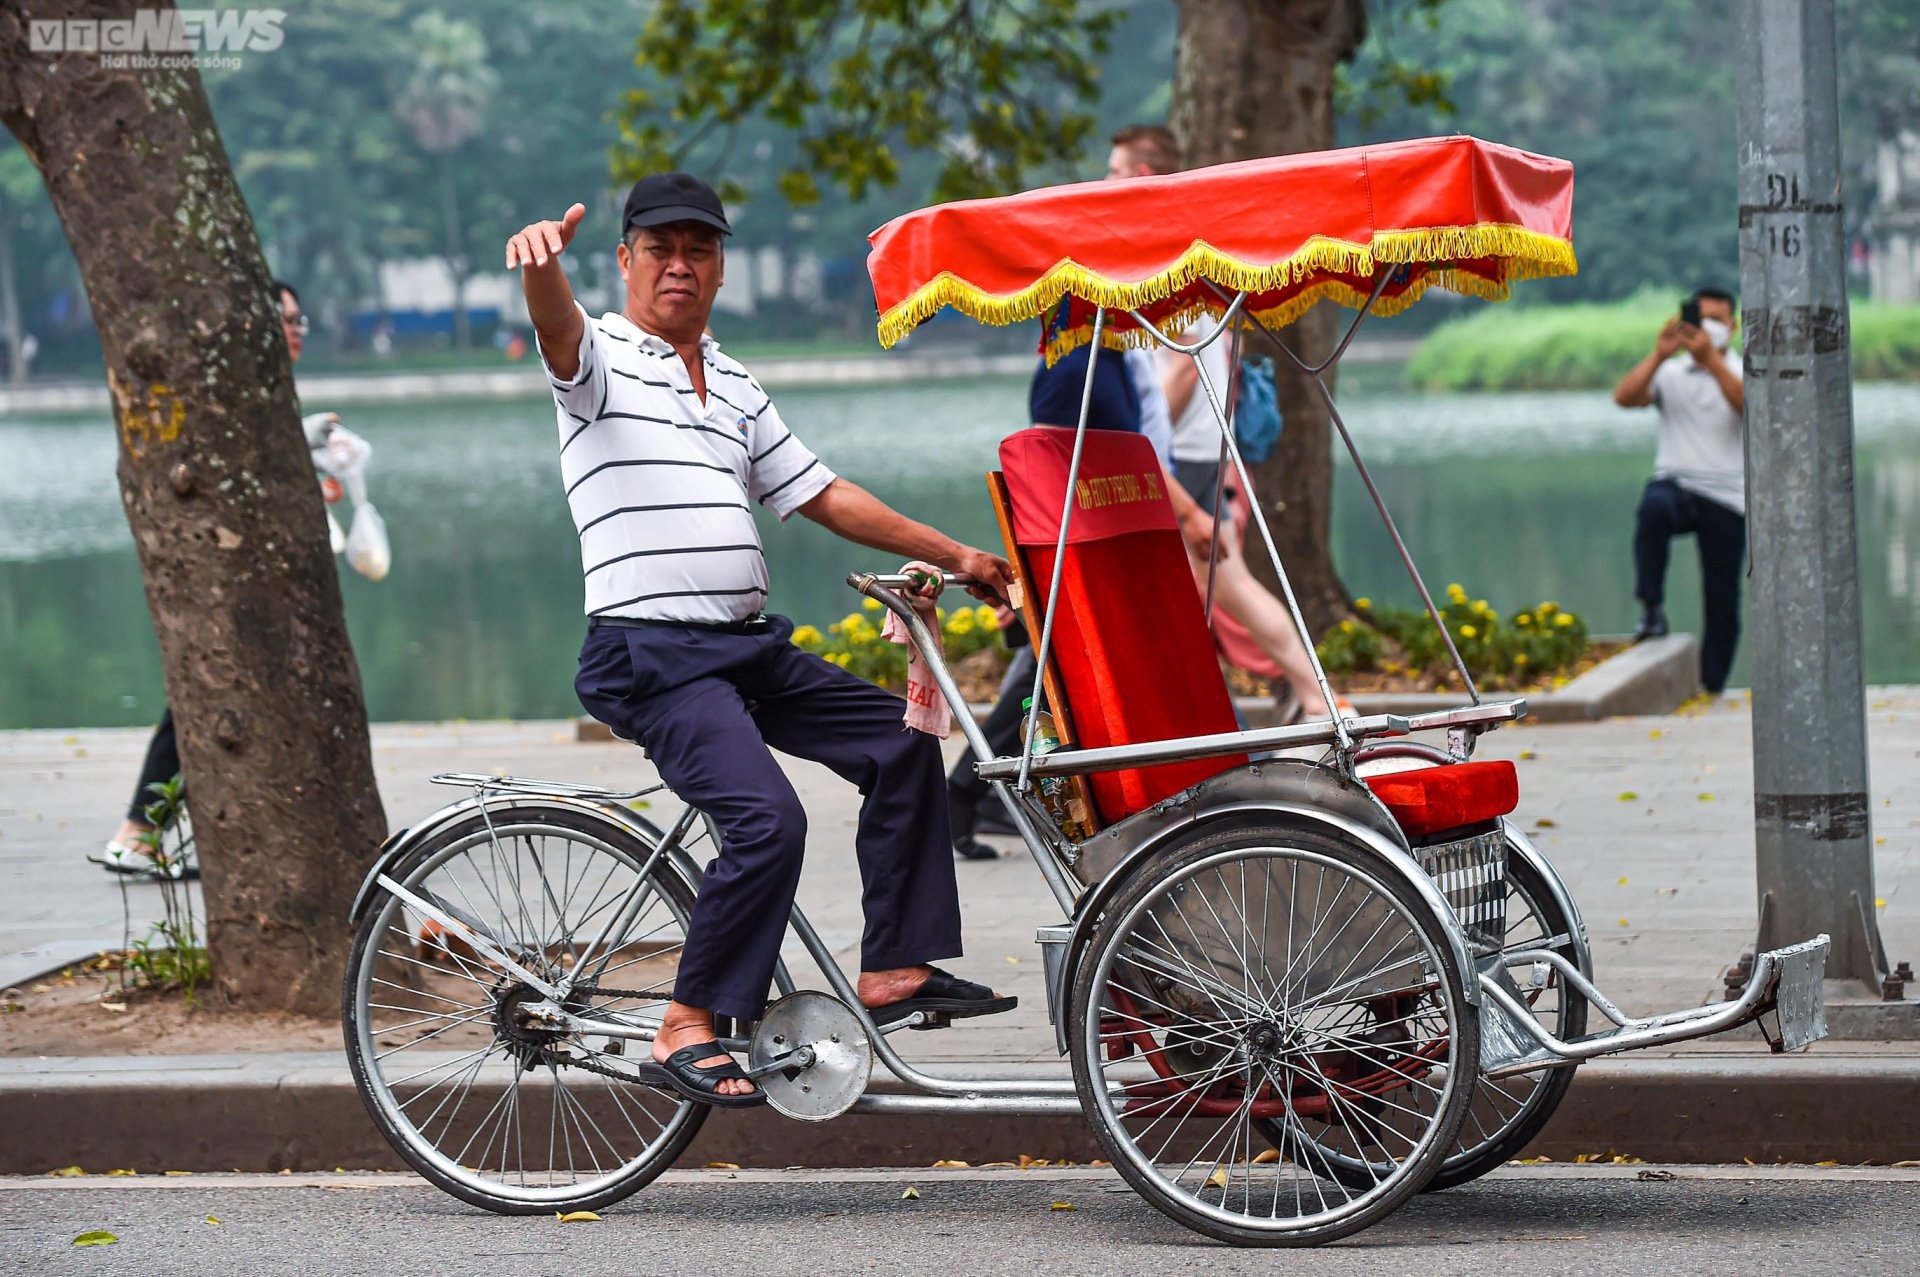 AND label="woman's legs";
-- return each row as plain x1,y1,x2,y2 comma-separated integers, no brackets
110,707,180,848
1187,521,1331,719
